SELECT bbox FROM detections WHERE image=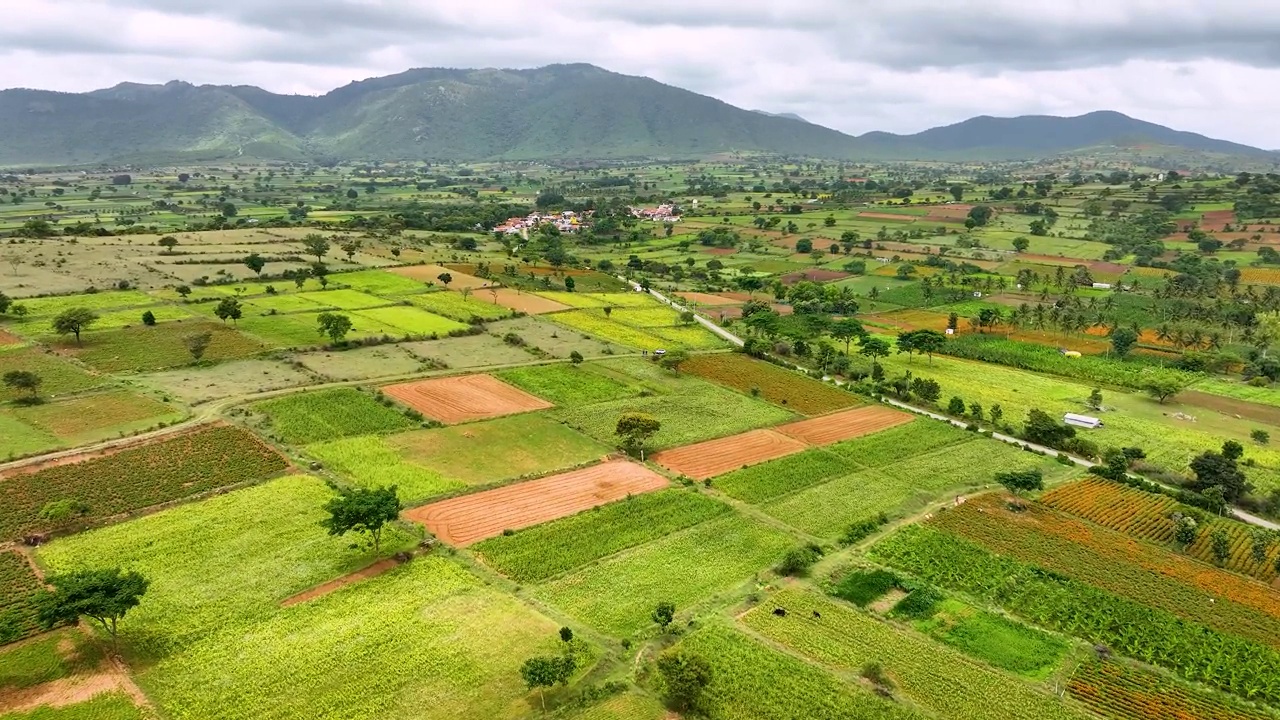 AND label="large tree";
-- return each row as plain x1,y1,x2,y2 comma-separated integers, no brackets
302,234,330,262
320,485,402,553
616,413,661,458
657,651,713,713
830,318,865,355
37,568,149,647
51,308,98,345
317,312,353,344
